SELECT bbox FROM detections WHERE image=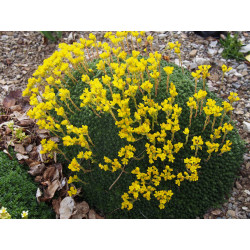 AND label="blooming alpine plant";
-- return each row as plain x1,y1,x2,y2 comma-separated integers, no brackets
23,32,244,218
